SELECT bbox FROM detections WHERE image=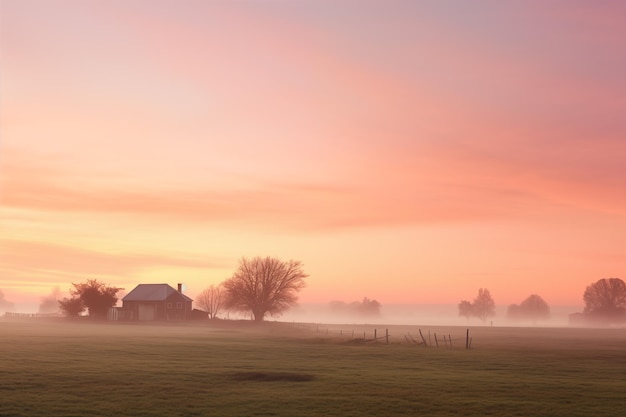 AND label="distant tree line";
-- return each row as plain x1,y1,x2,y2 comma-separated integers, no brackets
329,297,382,317
458,277,626,325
